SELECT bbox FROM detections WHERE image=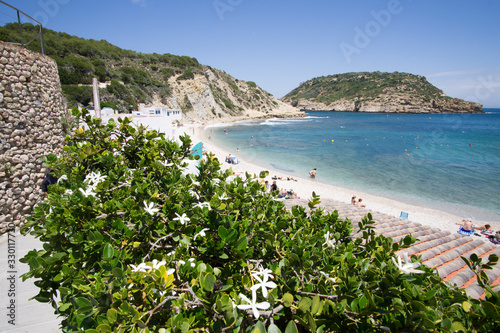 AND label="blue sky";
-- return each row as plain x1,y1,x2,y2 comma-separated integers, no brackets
2,0,500,107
